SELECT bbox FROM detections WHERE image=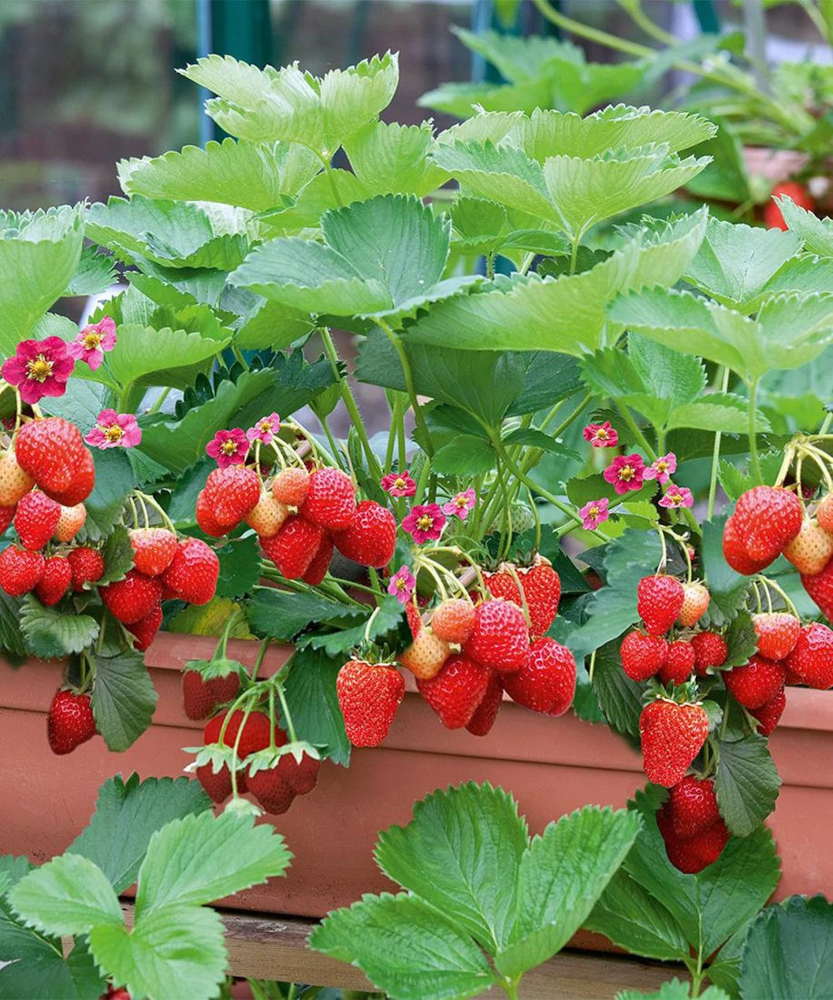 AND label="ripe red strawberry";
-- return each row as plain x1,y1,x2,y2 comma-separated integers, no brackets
245,492,289,538
67,546,105,591
620,631,667,681
752,612,802,660
657,803,729,874
750,688,787,736
668,776,720,839
732,486,803,567
723,654,786,709
802,558,833,620
272,467,310,507
466,671,503,736
783,518,833,576
301,467,356,530
0,505,14,534
784,622,833,688
503,636,576,716
48,447,95,507
204,466,261,529
337,659,404,747
34,556,72,606
54,503,86,543
47,689,96,755
129,528,178,577
659,640,696,686
0,450,33,505
182,669,241,721
160,537,219,605
302,533,334,586
639,699,709,787
486,558,561,637
101,570,163,624
431,599,475,643
818,493,833,533
723,514,770,575
277,747,320,795
261,516,324,579
405,602,422,638
195,490,227,537
765,181,814,230
463,598,529,674
678,582,710,628
15,417,88,496
638,575,685,636
125,605,163,652
196,709,272,802
0,545,44,596
691,631,728,675
399,628,450,680
247,766,295,815
14,491,60,550
333,500,396,568
417,654,490,729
